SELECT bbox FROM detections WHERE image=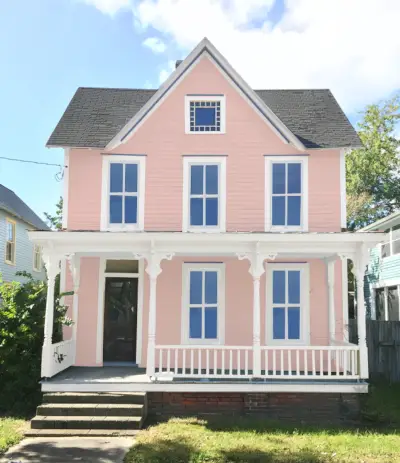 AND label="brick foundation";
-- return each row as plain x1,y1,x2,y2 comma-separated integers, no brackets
148,392,360,424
